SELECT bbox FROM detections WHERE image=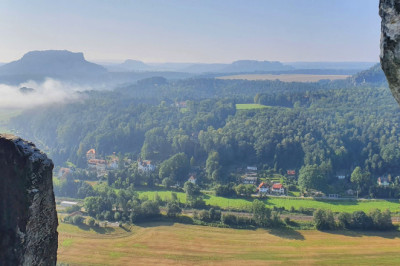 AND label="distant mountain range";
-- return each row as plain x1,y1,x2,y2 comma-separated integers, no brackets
286,62,377,70
0,50,192,85
105,60,294,73
0,50,381,86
